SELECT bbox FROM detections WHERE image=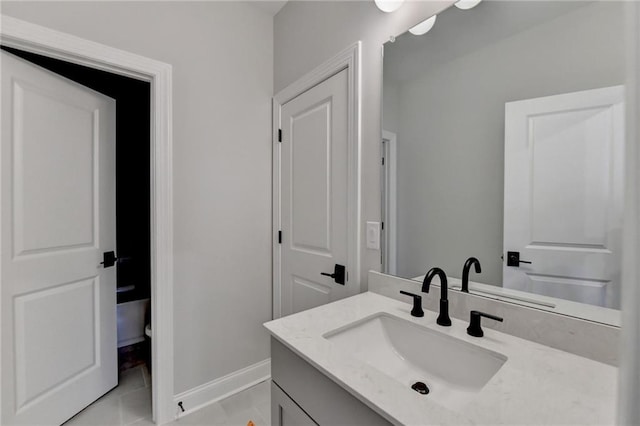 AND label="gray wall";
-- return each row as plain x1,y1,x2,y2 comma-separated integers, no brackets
1,1,273,395
275,0,454,286
391,2,625,283
382,80,400,134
